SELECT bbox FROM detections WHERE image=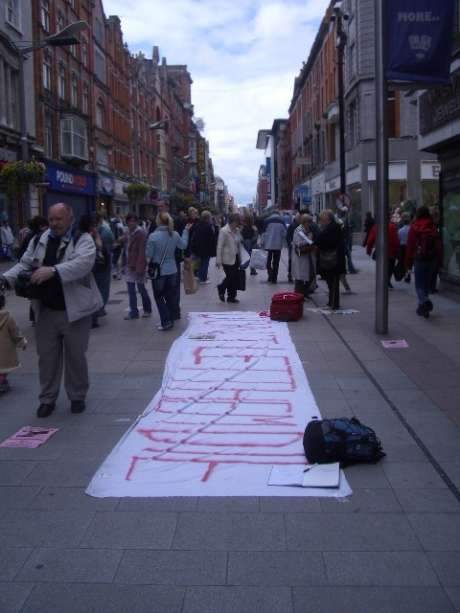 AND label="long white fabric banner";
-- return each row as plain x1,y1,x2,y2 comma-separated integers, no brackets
87,312,351,498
